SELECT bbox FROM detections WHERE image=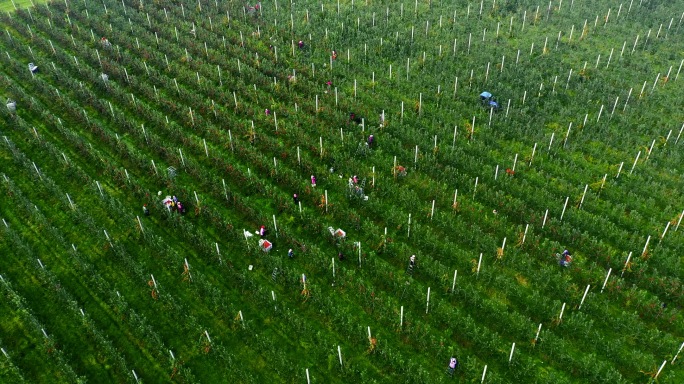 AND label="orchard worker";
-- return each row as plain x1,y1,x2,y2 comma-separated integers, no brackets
293,193,299,205
311,175,317,187
142,204,150,216
407,255,417,275
559,249,572,267
288,249,294,259
447,357,458,376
